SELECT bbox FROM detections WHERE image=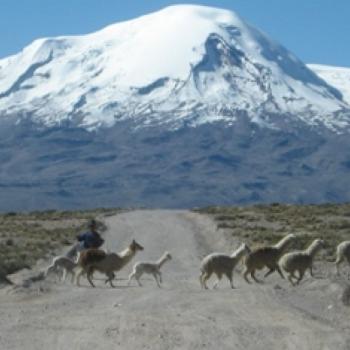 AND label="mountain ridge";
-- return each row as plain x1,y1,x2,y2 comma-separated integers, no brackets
0,5,349,132
0,5,350,211
308,64,350,105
